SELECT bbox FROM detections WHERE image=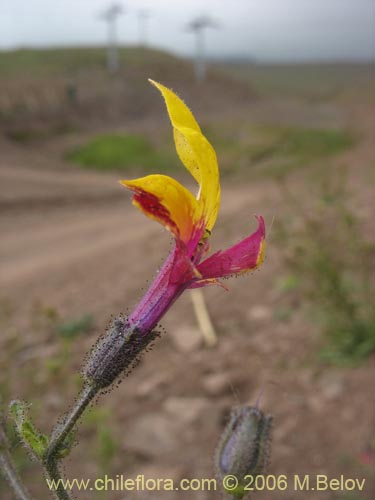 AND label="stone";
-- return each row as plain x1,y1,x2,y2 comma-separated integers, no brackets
124,398,217,458
168,325,202,353
124,413,180,456
321,375,345,401
202,373,232,397
247,305,271,321
135,373,169,399
163,397,212,425
44,392,64,411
